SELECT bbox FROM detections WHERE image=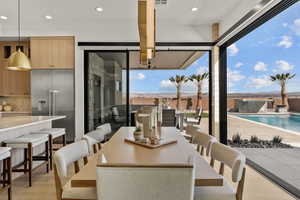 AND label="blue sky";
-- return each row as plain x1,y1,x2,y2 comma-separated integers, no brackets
130,2,300,94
